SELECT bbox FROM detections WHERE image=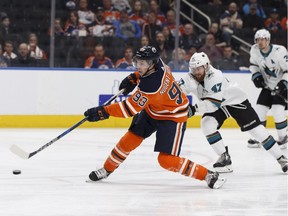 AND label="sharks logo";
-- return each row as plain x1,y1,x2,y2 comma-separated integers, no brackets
263,64,277,78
